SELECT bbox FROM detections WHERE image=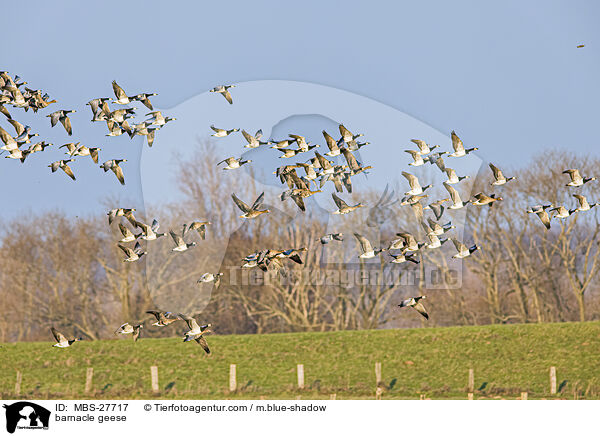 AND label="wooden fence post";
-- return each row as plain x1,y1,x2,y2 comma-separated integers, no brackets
15,371,22,395
468,368,474,393
229,364,237,392
297,364,305,389
375,362,382,386
150,365,159,394
330,393,336,400
85,367,94,394
521,392,528,400
550,366,557,394
375,386,383,400
467,392,474,400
